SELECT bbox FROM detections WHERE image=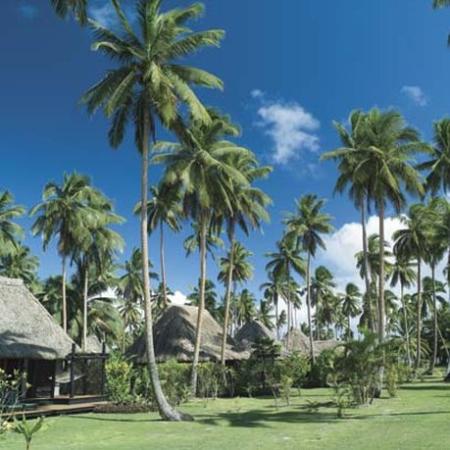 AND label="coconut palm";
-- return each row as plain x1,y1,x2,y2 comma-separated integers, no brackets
393,204,430,369
284,194,333,364
0,244,39,289
139,185,181,307
218,241,254,339
310,266,335,339
30,173,96,332
183,222,224,258
258,299,274,330
260,272,283,340
235,289,257,327
265,235,306,348
187,279,219,319
341,283,361,340
81,0,224,418
0,191,24,256
322,110,374,328
355,109,425,349
155,110,253,395
390,254,416,366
